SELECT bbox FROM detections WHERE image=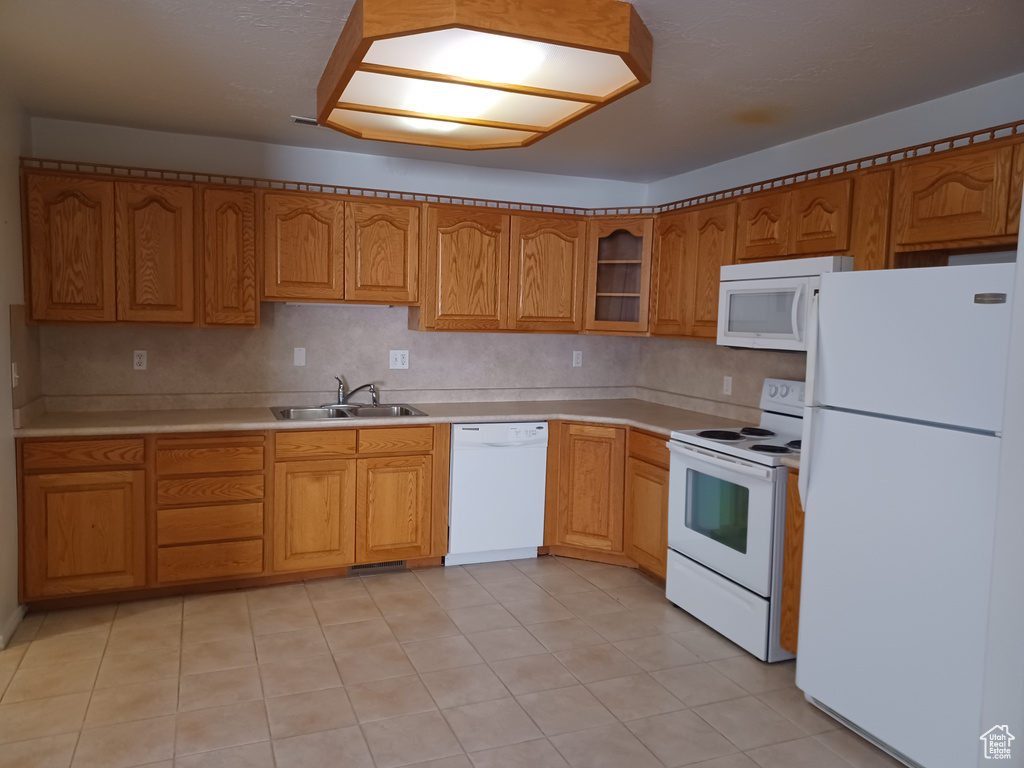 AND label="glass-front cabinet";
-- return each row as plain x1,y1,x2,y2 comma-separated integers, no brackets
584,216,654,334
